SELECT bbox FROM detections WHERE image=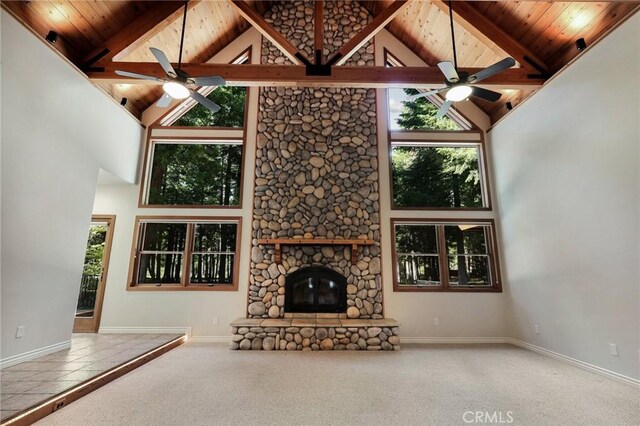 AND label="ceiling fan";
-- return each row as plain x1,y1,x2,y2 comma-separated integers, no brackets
408,0,516,118
115,1,224,113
